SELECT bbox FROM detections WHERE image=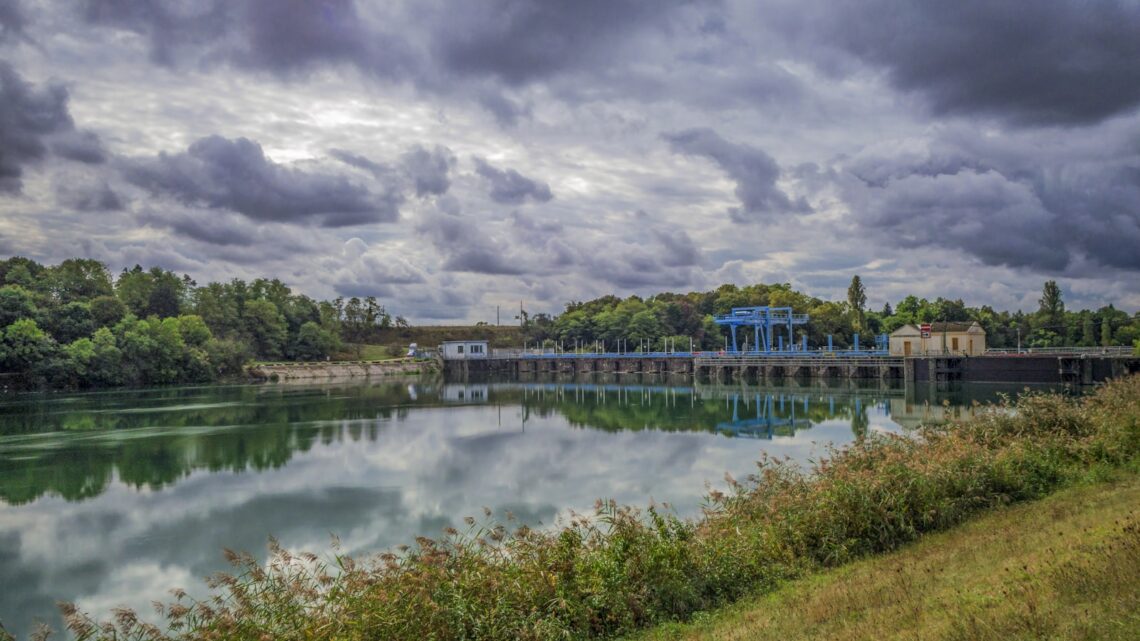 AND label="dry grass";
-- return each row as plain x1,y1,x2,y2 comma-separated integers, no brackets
628,472,1140,641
